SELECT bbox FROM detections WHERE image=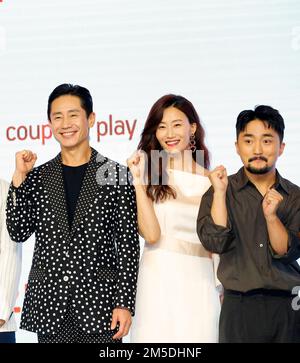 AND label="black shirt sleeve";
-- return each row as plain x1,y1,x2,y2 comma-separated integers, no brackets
197,186,235,254
269,196,300,264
